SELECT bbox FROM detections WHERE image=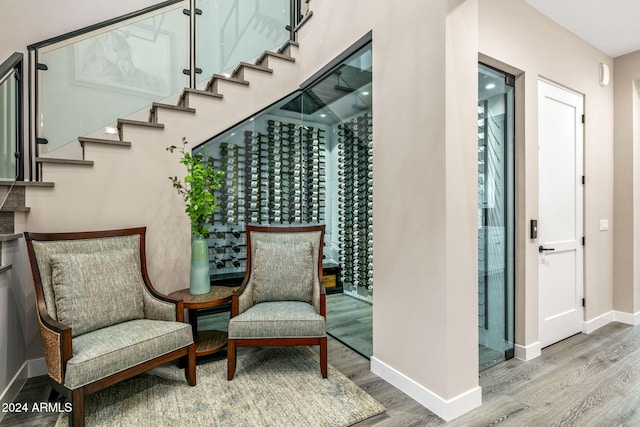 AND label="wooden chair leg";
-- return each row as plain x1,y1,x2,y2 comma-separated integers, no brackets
185,343,196,386
227,339,236,380
320,337,328,378
48,387,60,402
70,388,85,427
